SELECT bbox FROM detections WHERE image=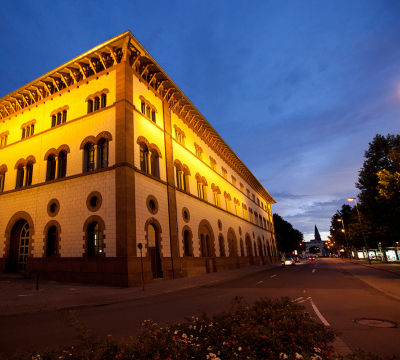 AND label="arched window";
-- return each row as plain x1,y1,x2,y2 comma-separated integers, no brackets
101,94,107,108
147,223,163,279
57,112,62,126
19,222,30,272
240,239,245,256
253,241,258,256
219,235,225,256
25,162,33,186
87,222,103,256
150,150,159,178
16,164,24,188
98,139,109,169
84,143,95,172
87,99,94,114
0,167,6,192
183,230,191,256
94,97,100,111
46,226,58,257
58,151,67,178
258,239,263,257
175,163,186,191
140,143,149,173
47,155,57,181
